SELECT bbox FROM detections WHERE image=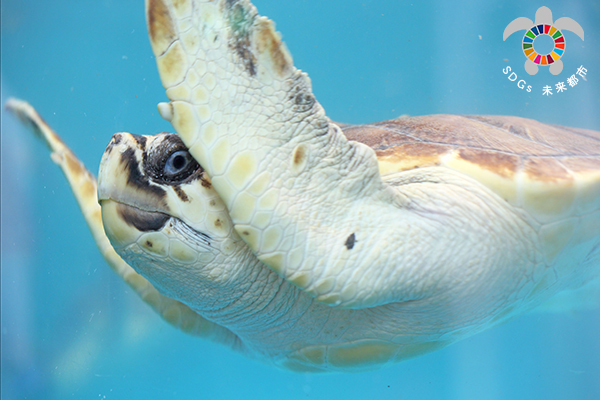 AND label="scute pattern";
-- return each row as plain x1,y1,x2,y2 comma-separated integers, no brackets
344,115,600,223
